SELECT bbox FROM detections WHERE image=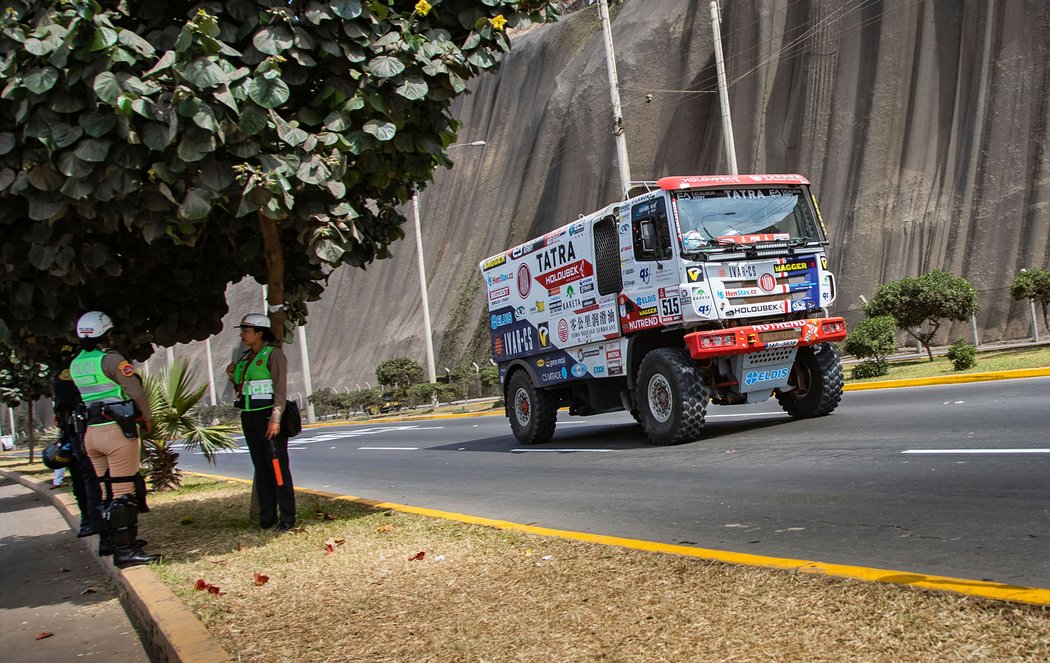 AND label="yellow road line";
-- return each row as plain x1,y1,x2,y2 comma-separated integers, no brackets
844,367,1050,391
184,470,1050,606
